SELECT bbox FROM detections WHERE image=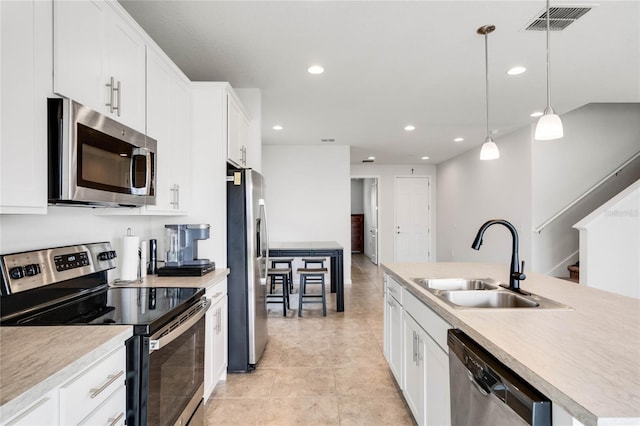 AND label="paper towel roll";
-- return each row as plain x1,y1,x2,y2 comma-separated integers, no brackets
121,234,140,281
